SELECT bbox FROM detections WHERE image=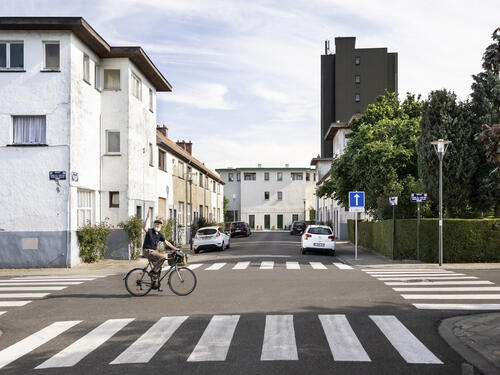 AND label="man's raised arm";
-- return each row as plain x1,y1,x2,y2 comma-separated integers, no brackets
143,209,150,233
